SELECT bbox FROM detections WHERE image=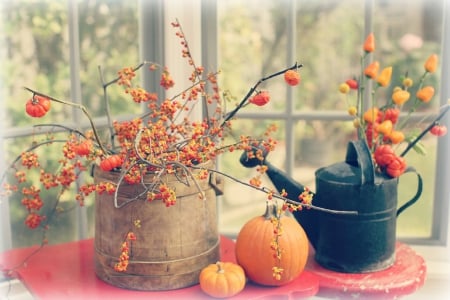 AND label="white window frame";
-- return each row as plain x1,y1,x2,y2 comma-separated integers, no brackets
1,1,449,270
